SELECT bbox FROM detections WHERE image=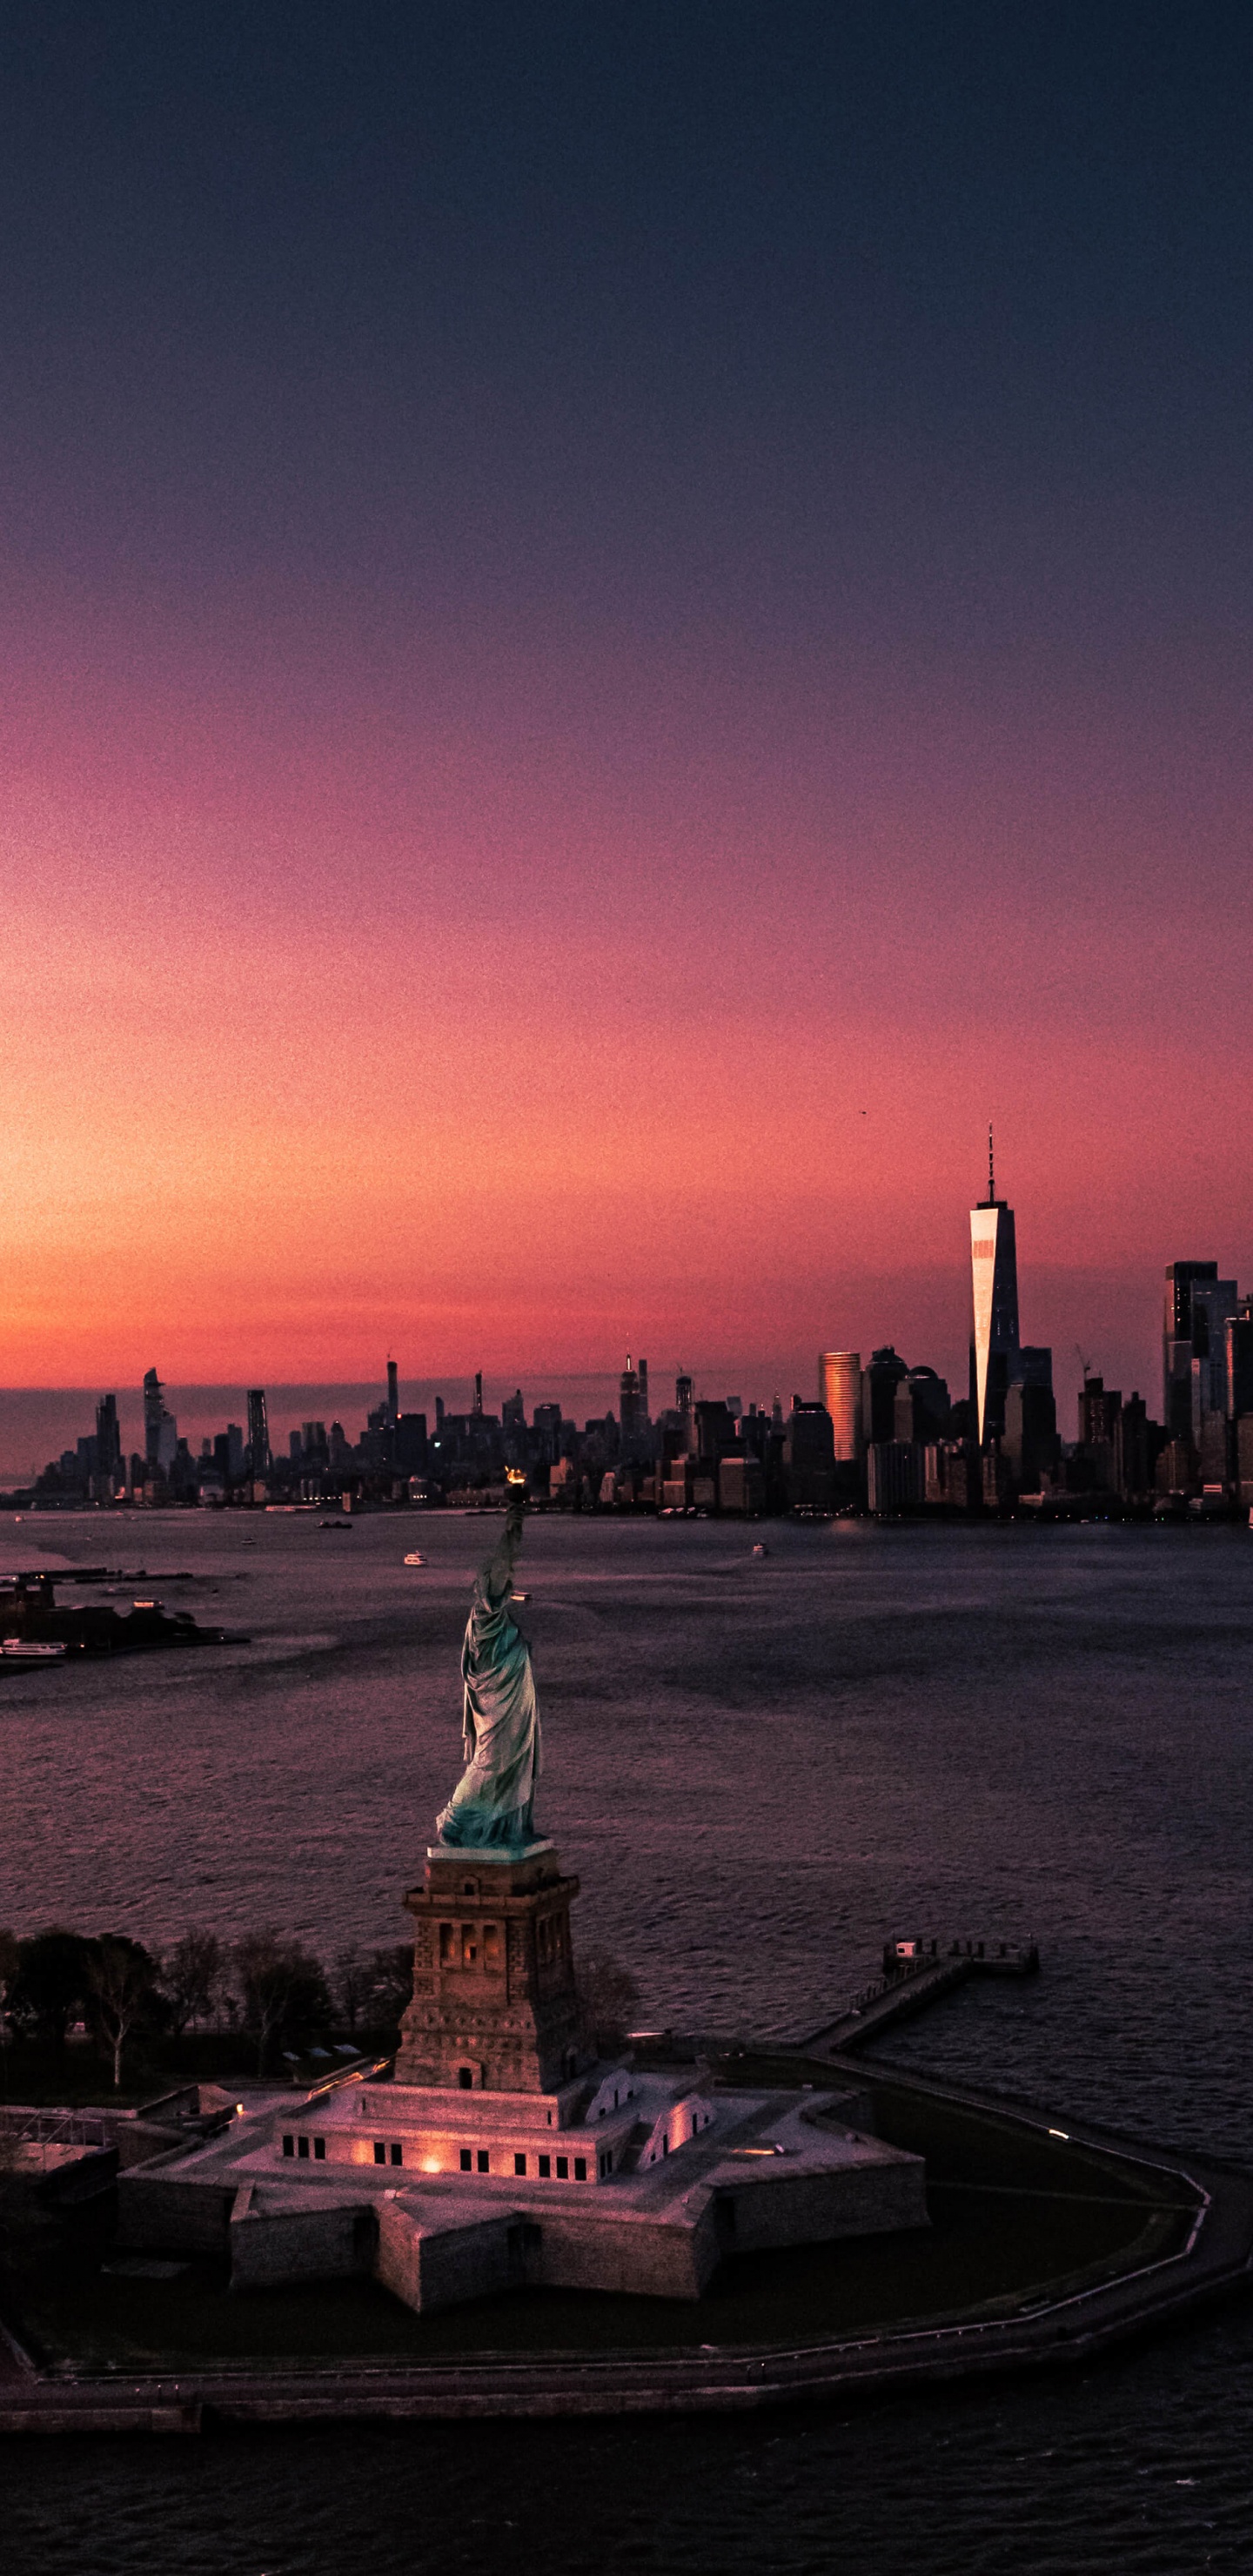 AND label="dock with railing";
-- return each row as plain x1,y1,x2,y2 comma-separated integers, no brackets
777,1935,1040,2057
